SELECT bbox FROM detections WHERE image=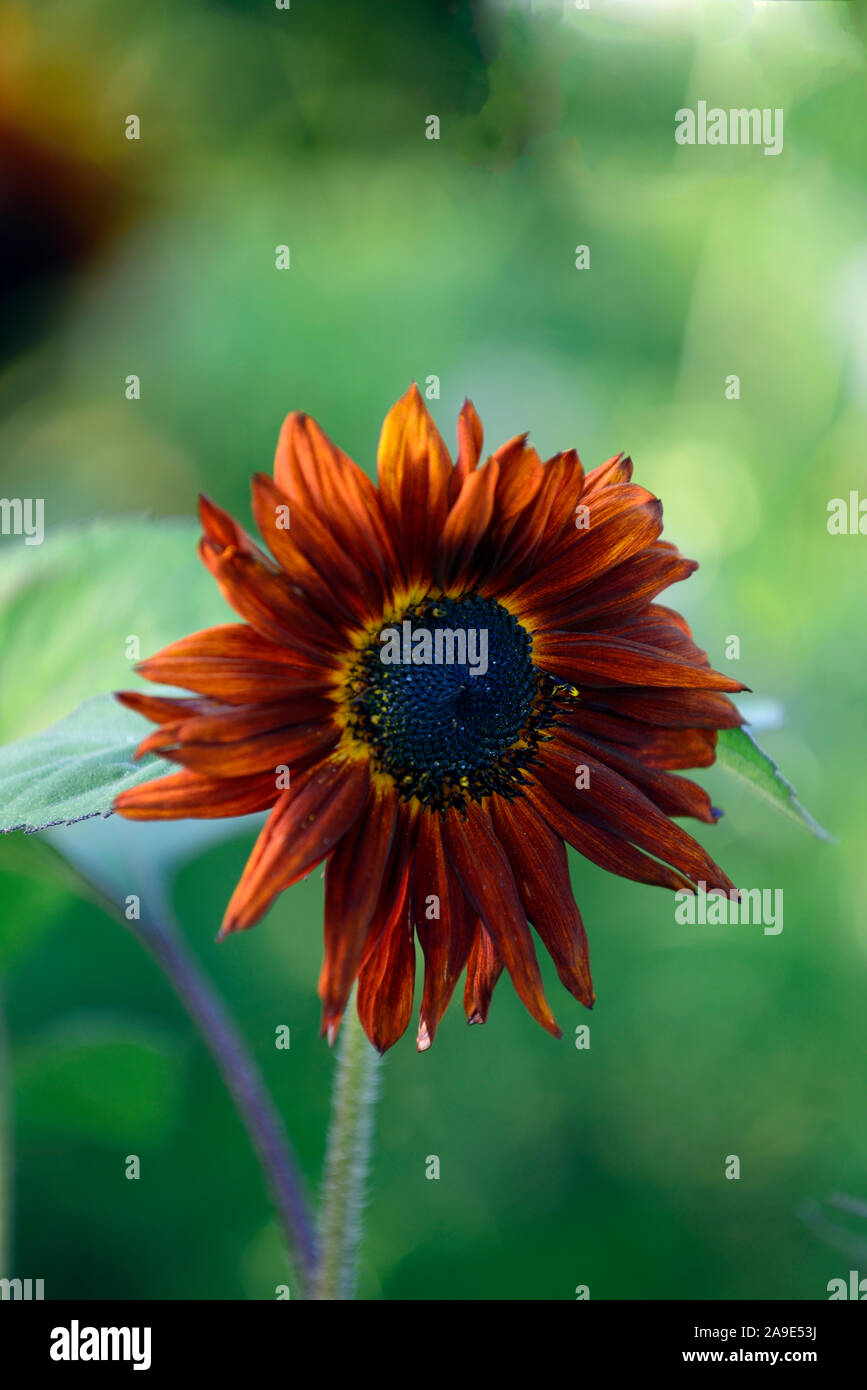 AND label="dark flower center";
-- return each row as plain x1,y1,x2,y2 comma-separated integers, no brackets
344,594,567,812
